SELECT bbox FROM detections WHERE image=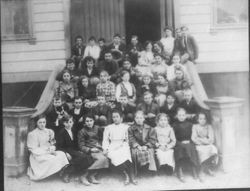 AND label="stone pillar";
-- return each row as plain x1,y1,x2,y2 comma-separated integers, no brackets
204,97,244,172
3,107,36,177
